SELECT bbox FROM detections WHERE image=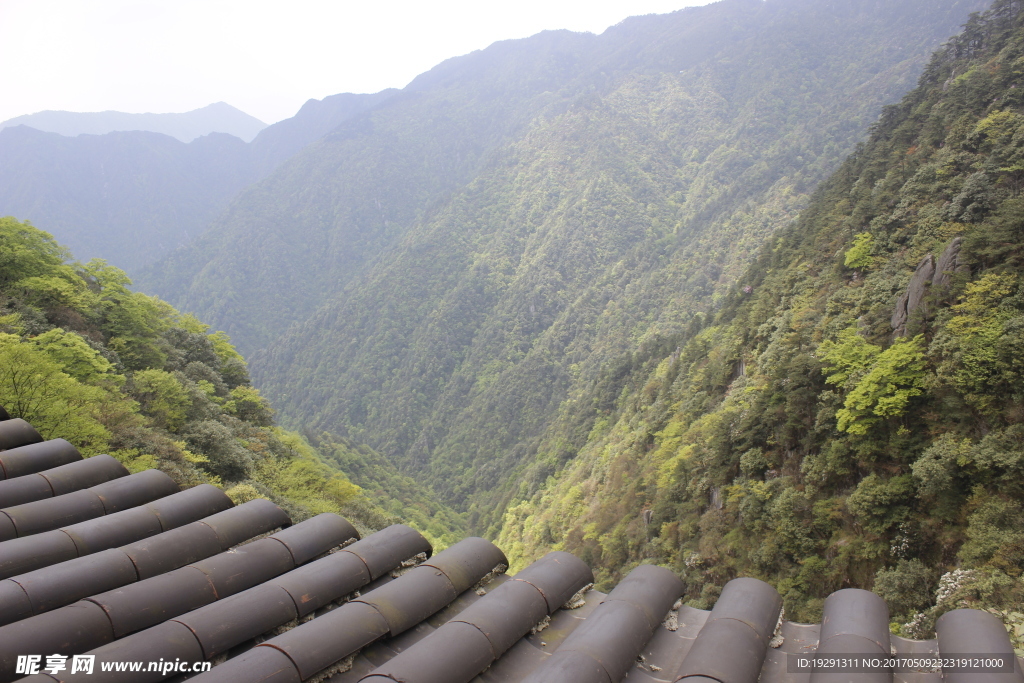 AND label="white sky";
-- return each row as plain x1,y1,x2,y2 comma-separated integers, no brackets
0,0,716,126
